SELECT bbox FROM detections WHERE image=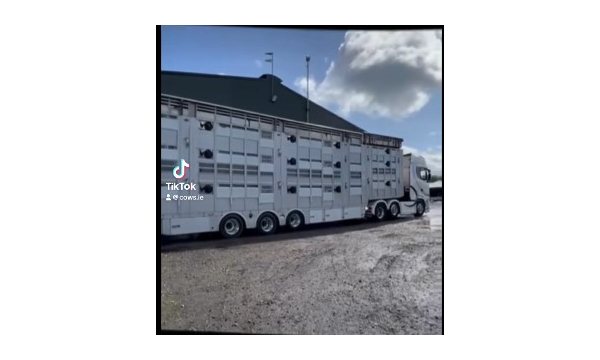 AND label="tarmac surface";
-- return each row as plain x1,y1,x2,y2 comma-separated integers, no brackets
160,201,442,334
